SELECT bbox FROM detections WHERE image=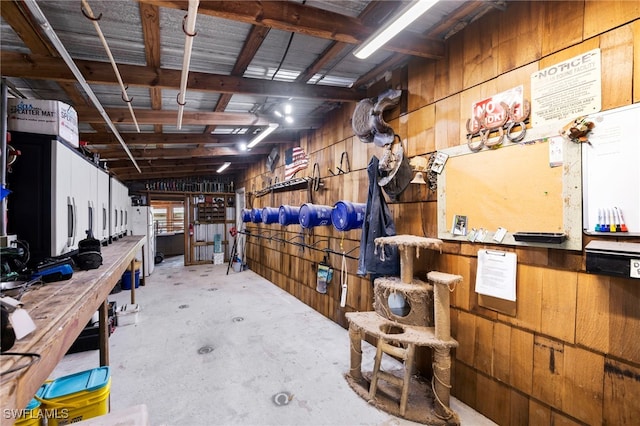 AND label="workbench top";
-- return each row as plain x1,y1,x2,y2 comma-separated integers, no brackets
0,235,145,418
